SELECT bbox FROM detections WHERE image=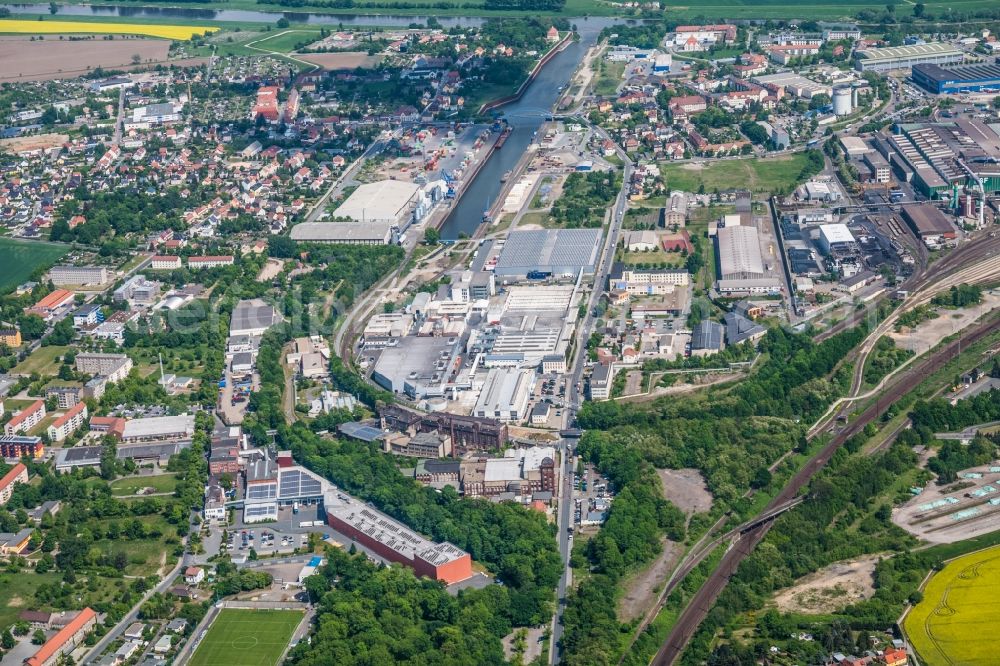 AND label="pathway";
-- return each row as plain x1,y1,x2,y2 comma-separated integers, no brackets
243,31,319,71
